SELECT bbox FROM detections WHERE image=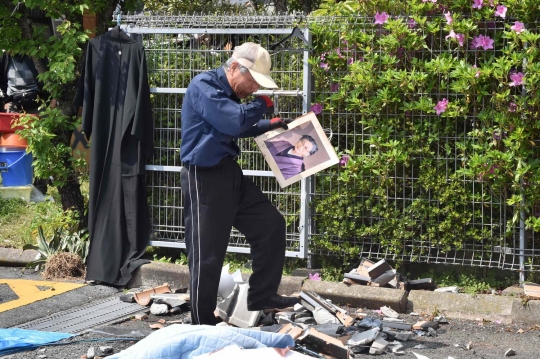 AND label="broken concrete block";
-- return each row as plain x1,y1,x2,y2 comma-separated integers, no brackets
150,293,187,308
367,259,393,279
344,272,371,285
298,327,349,359
150,303,169,315
293,312,312,320
119,293,134,303
369,333,389,355
412,321,439,330
313,307,340,325
408,278,436,291
373,269,397,286
97,346,113,356
347,328,380,346
312,323,343,337
217,264,235,299
380,306,399,318
149,323,164,329
523,283,540,298
228,283,263,328
505,348,516,356
216,284,240,322
358,316,382,329
395,331,414,341
382,320,412,331
295,317,317,325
